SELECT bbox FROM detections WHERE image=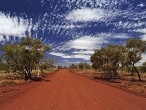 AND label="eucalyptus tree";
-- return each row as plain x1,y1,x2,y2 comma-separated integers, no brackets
90,49,103,71
125,38,146,81
1,44,20,73
77,62,90,70
69,64,77,69
2,37,50,80
91,45,122,79
40,59,54,71
101,45,122,79
140,62,146,73
91,38,146,81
